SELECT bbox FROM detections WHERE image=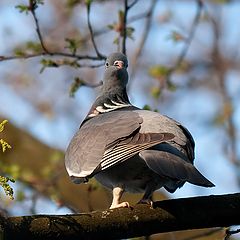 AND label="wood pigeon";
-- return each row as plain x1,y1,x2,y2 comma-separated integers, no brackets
65,52,214,209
